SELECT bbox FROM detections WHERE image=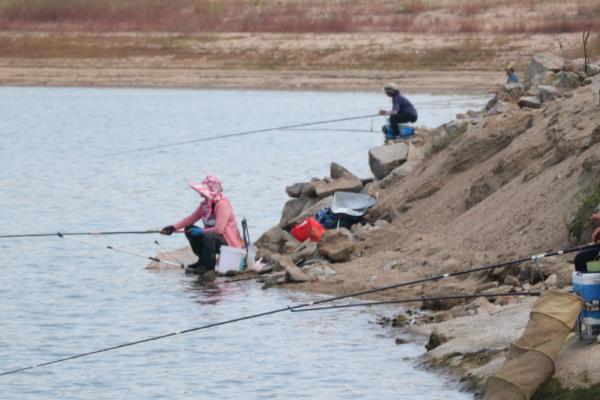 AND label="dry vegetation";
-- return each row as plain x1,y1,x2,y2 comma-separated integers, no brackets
0,0,599,33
